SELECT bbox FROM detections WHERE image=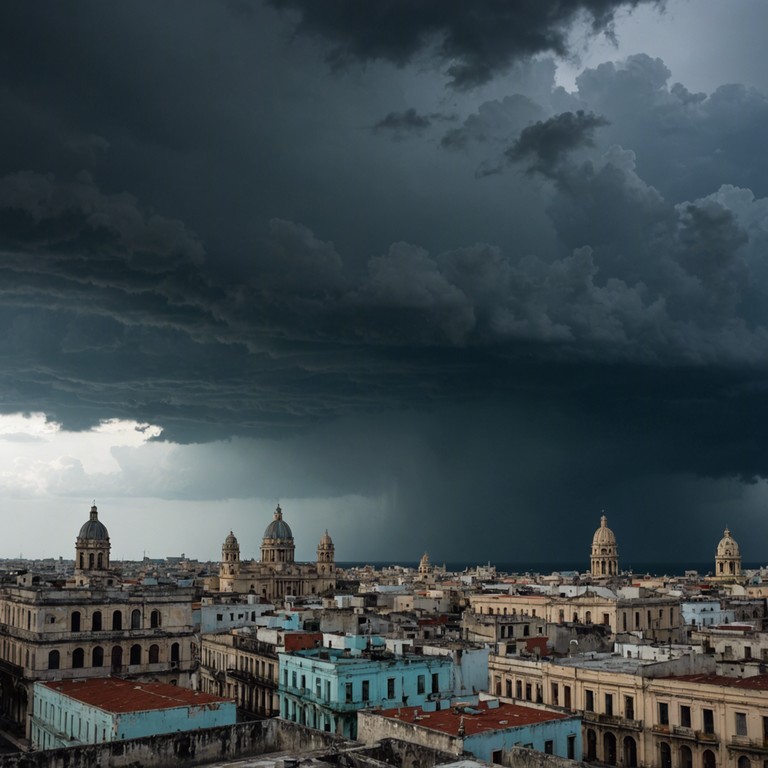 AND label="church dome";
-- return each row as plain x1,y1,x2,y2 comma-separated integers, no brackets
717,528,740,557
78,504,109,541
592,515,616,547
263,504,293,541
224,531,239,548
319,530,333,547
